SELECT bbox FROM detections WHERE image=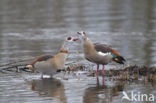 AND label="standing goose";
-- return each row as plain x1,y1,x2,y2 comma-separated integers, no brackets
26,36,79,78
77,31,125,76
